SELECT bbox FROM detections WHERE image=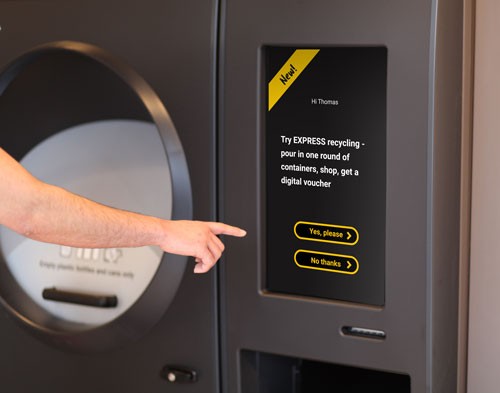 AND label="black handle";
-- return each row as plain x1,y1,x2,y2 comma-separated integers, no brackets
42,287,118,308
